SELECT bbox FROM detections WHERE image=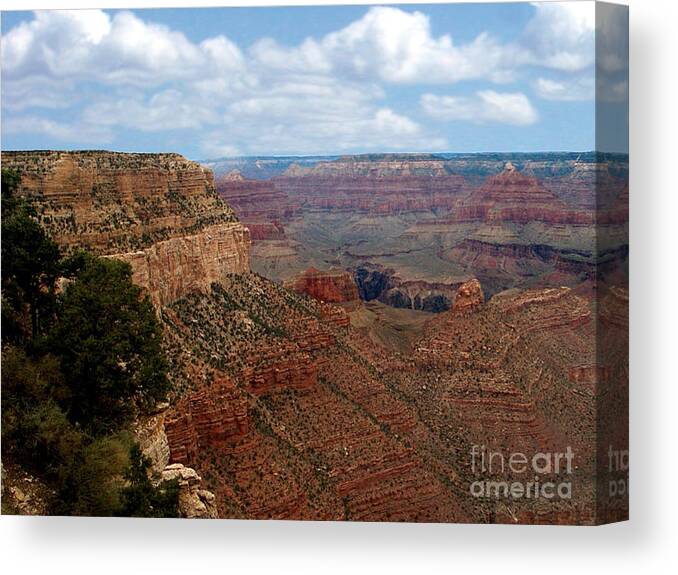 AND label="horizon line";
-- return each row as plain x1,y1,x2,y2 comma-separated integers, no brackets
1,148,629,161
